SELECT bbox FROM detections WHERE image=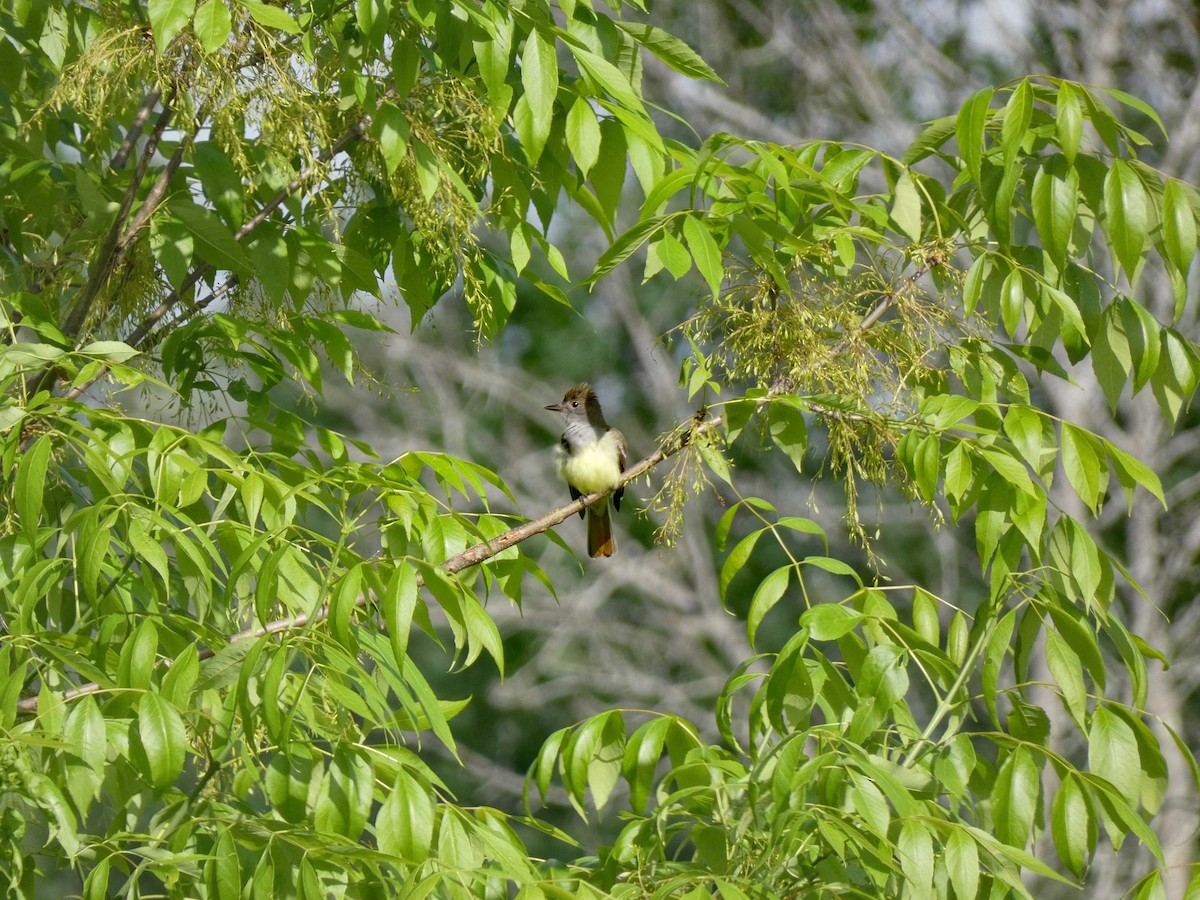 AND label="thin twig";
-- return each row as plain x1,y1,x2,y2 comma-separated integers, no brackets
112,131,194,259
112,87,164,169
